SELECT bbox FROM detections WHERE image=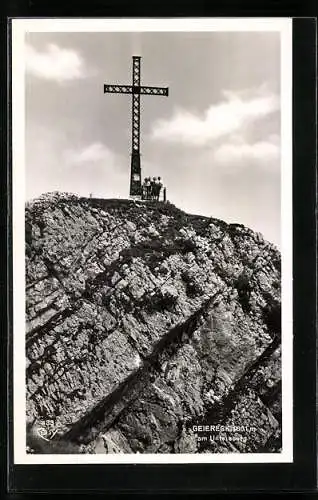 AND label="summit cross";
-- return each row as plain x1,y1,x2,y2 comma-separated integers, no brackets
104,56,169,198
